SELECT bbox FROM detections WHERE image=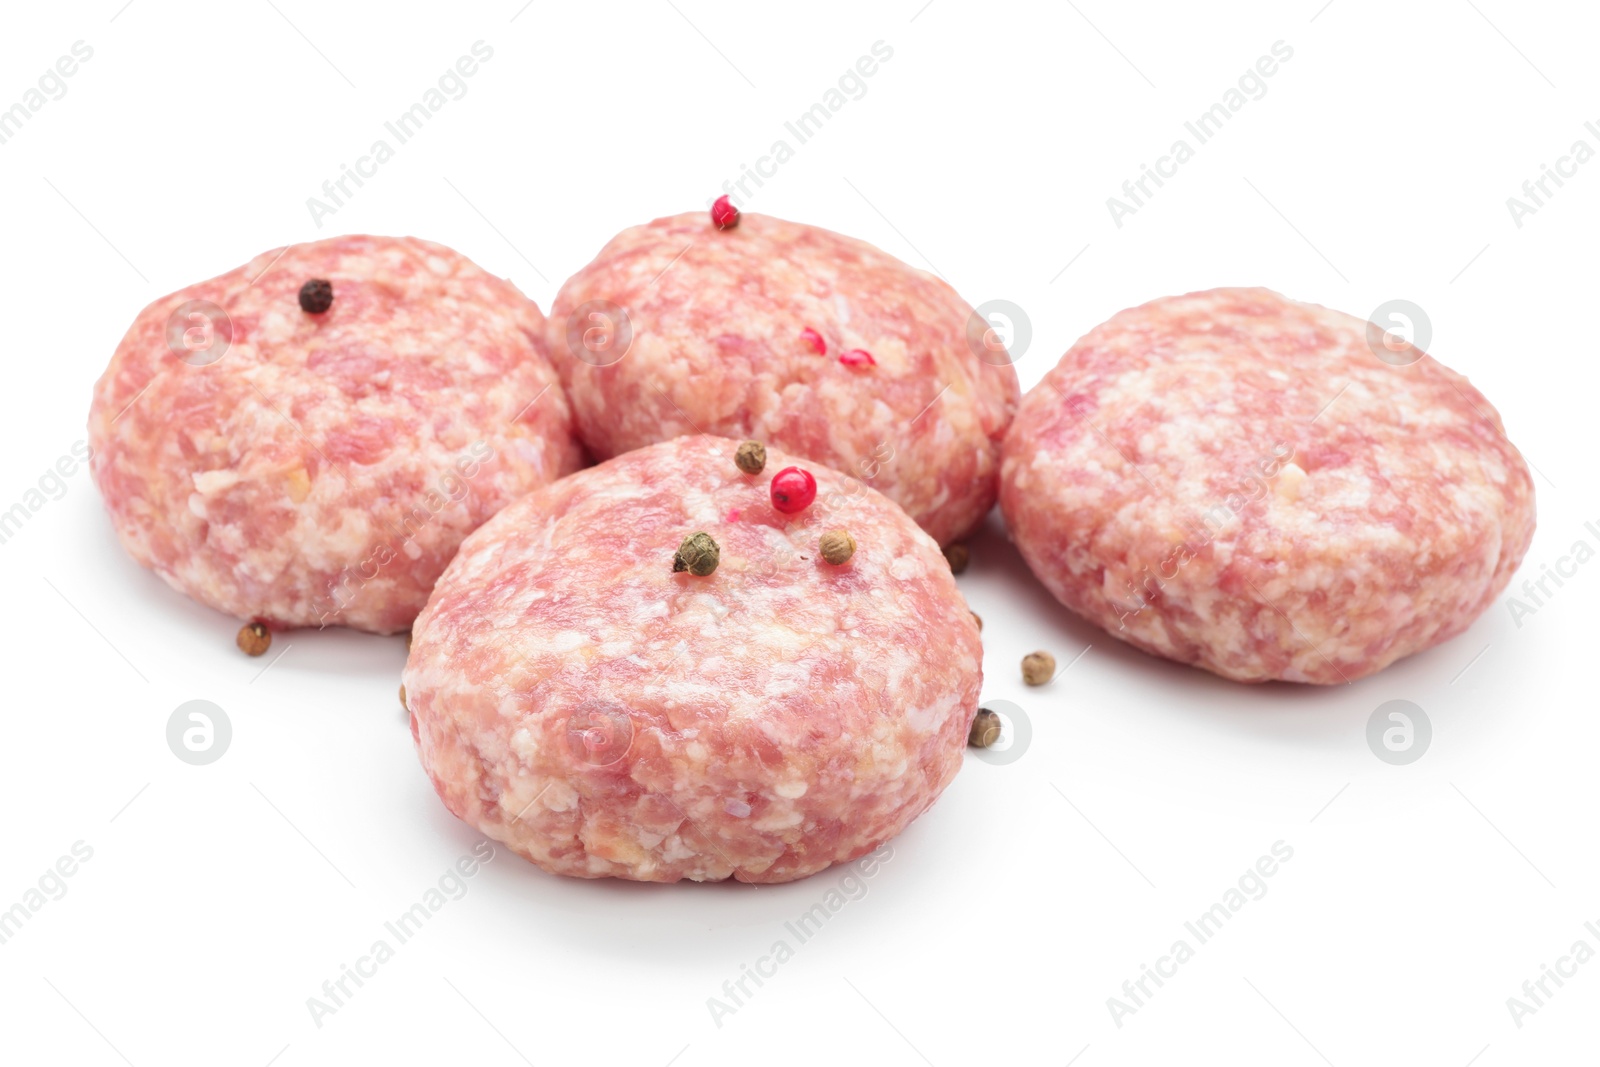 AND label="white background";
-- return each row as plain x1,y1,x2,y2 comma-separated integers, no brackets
0,2,1595,1065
